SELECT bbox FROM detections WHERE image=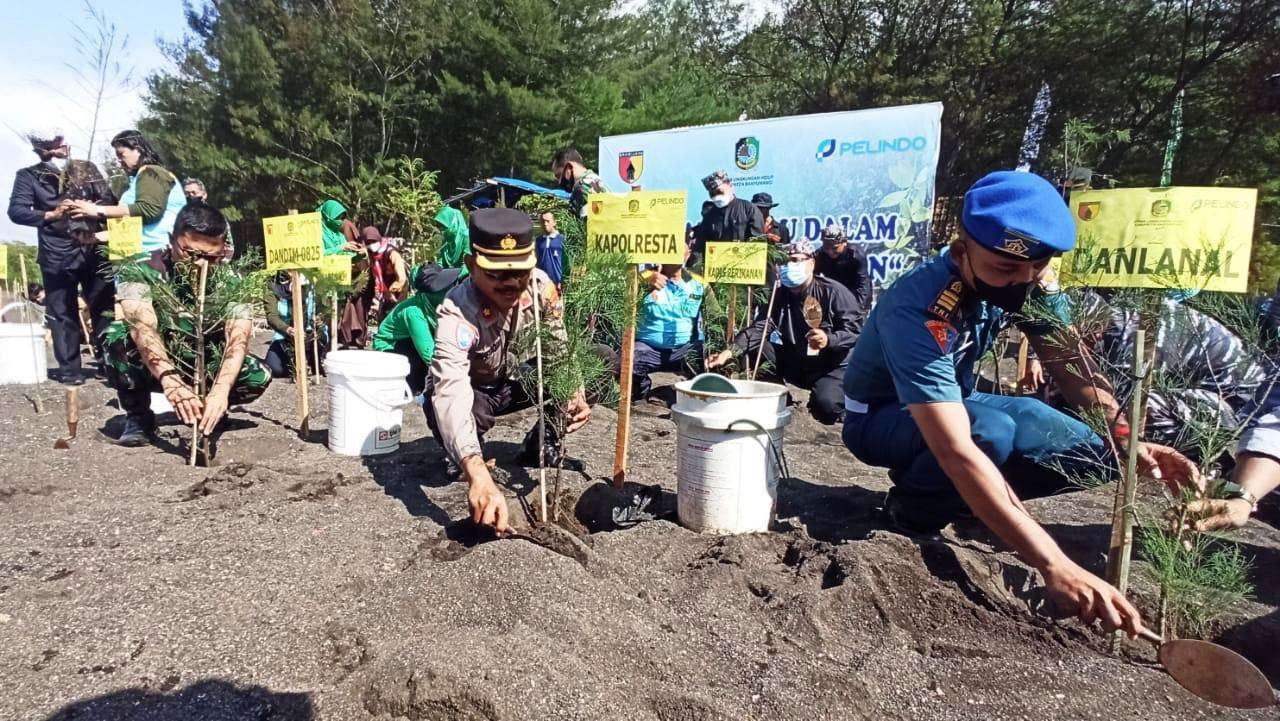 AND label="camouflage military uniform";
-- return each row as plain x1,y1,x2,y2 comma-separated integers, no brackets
568,169,608,218
105,250,270,423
